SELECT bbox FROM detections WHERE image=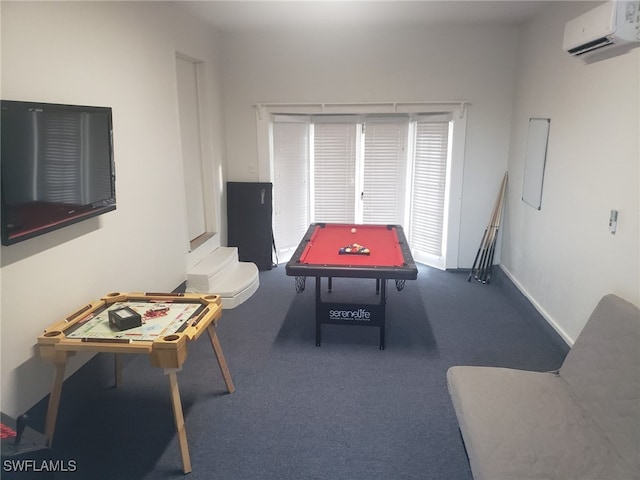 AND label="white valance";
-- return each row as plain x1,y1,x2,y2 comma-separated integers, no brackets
254,101,469,119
